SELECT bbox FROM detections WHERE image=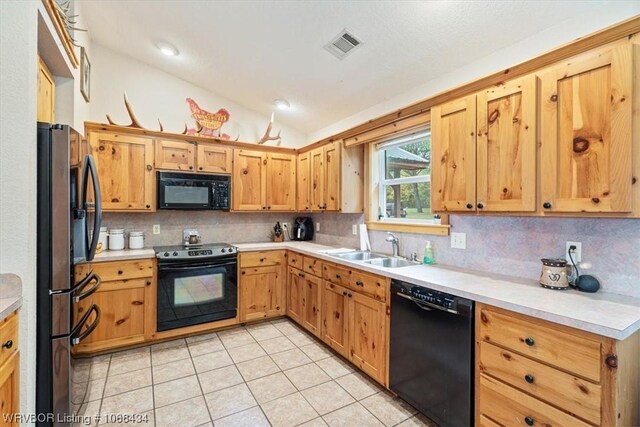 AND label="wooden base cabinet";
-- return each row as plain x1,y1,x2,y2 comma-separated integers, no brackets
476,303,640,427
239,251,286,321
0,312,19,427
73,259,155,354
